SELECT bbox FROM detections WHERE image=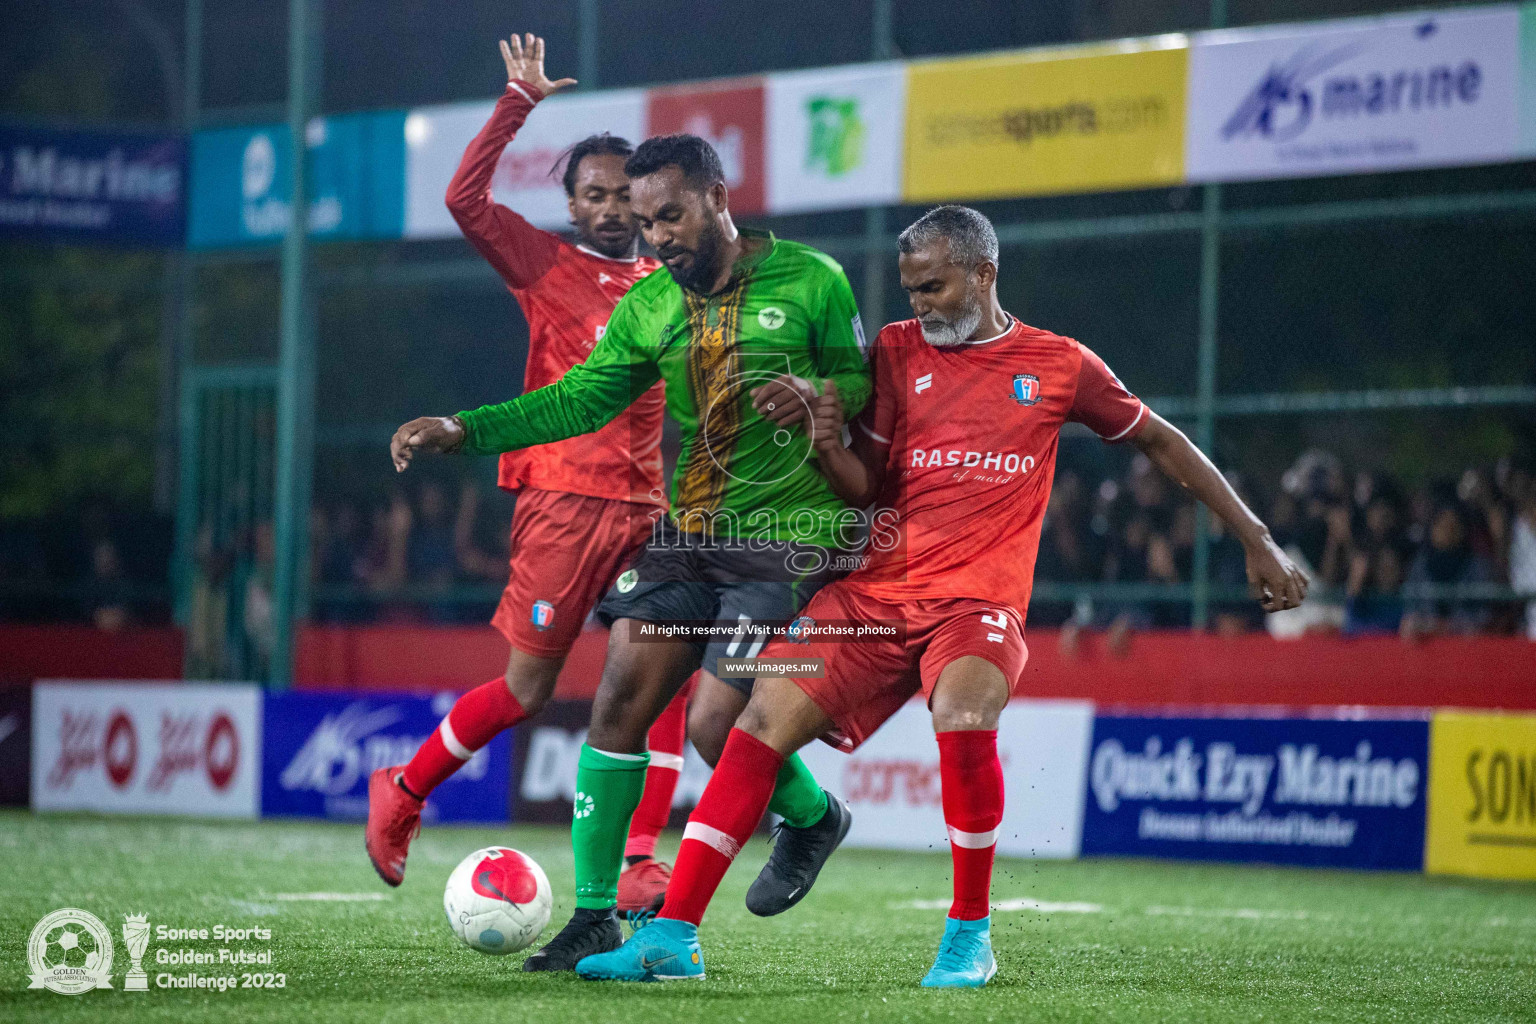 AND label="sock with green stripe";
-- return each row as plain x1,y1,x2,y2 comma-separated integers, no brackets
766,751,829,829
571,744,651,909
